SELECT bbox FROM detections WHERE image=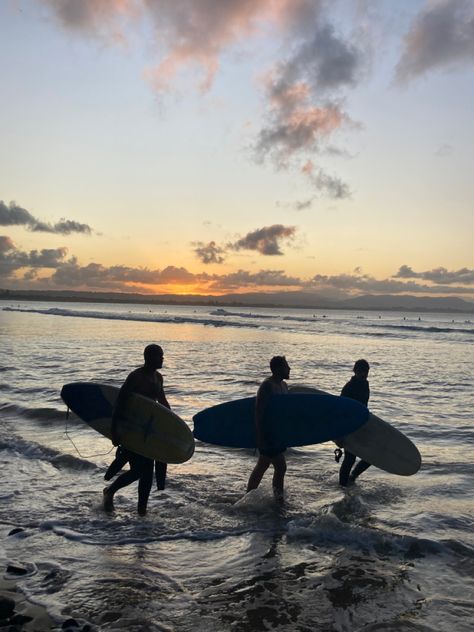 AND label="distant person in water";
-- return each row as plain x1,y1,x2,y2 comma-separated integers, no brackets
103,344,170,516
246,356,290,500
338,359,371,486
